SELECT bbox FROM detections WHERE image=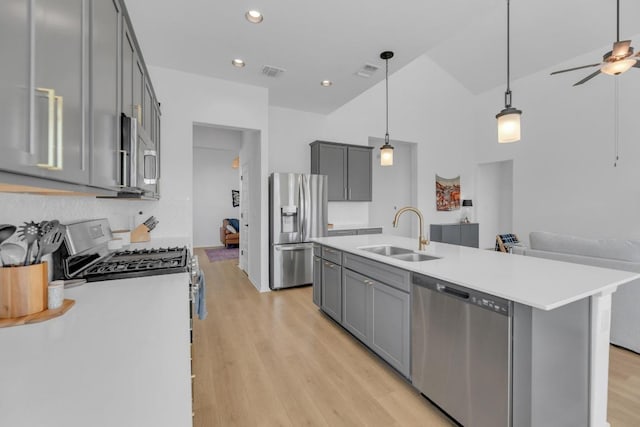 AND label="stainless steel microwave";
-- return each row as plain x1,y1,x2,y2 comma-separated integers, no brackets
120,113,158,198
